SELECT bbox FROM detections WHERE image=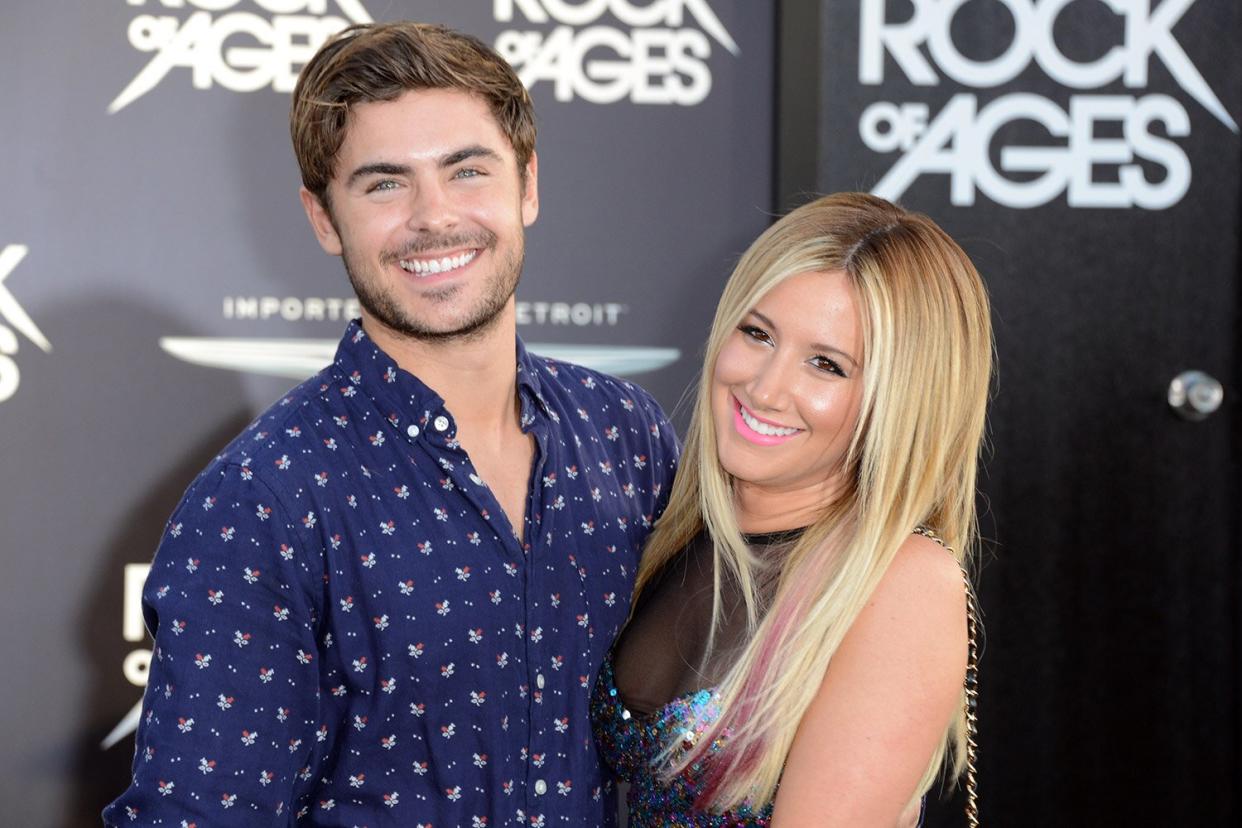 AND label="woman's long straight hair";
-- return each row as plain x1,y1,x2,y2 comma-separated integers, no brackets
633,192,993,813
